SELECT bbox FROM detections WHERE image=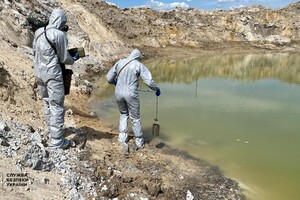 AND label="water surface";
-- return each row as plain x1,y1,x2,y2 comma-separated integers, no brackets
90,52,300,200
